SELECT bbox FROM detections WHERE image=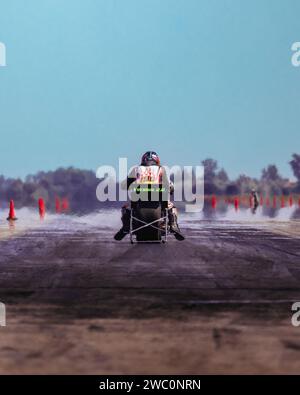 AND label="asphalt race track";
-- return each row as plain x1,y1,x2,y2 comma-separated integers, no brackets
0,210,299,374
